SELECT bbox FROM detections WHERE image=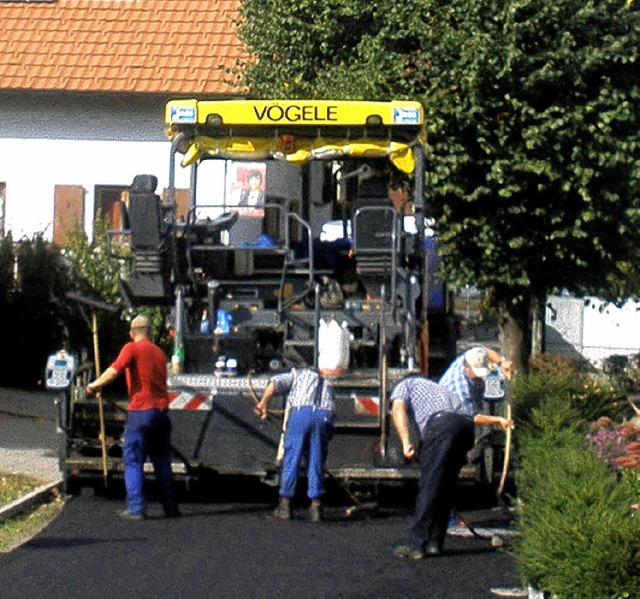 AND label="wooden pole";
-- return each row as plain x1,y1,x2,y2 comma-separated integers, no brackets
91,311,109,486
379,285,388,460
